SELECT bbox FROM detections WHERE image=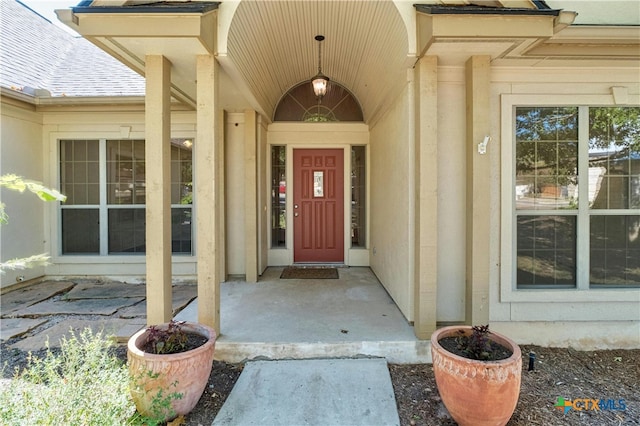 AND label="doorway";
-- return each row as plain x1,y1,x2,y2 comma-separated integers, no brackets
293,149,344,263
